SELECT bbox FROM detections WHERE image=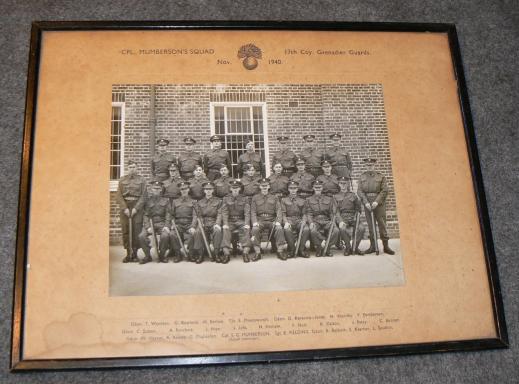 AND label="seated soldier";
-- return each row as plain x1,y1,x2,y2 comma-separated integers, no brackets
214,163,234,198
163,163,184,202
290,157,315,198
240,163,261,201
317,160,340,196
189,165,210,201
281,181,310,258
335,177,365,255
269,162,290,198
170,181,197,263
221,180,252,263
138,181,171,264
250,178,287,261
